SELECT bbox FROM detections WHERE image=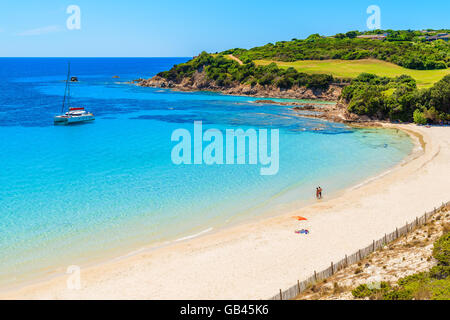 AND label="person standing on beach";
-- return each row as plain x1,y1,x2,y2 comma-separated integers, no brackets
316,187,319,199
318,186,323,199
